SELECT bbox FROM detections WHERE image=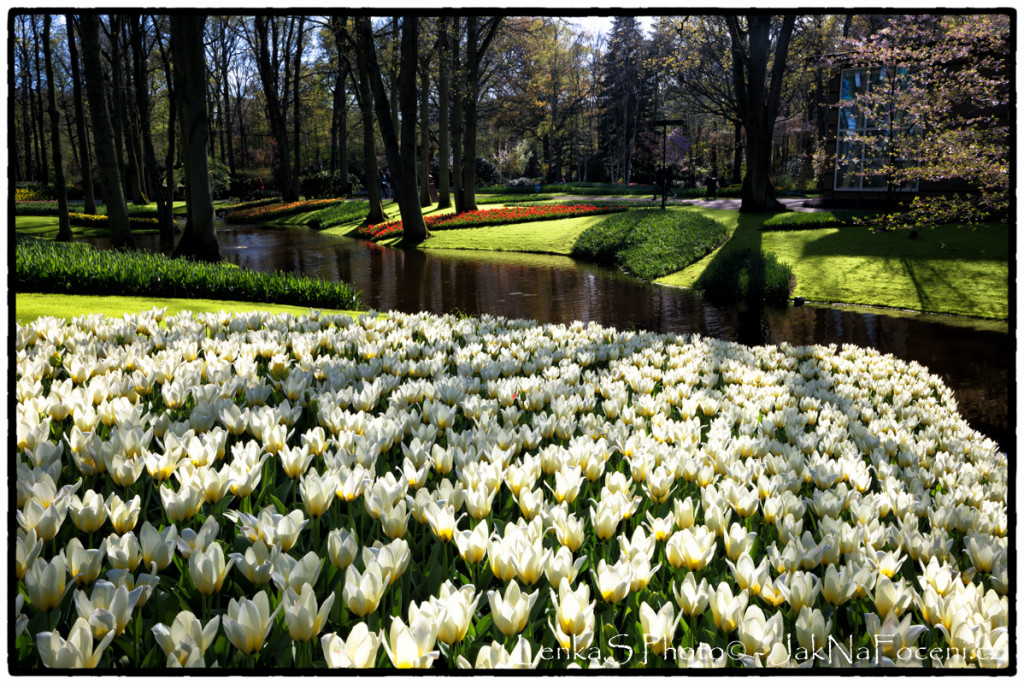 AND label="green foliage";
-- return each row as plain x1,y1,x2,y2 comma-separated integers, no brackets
16,201,163,219
300,170,359,199
694,248,794,304
571,209,730,280
15,239,364,311
761,210,884,231
207,158,232,199
475,156,501,186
